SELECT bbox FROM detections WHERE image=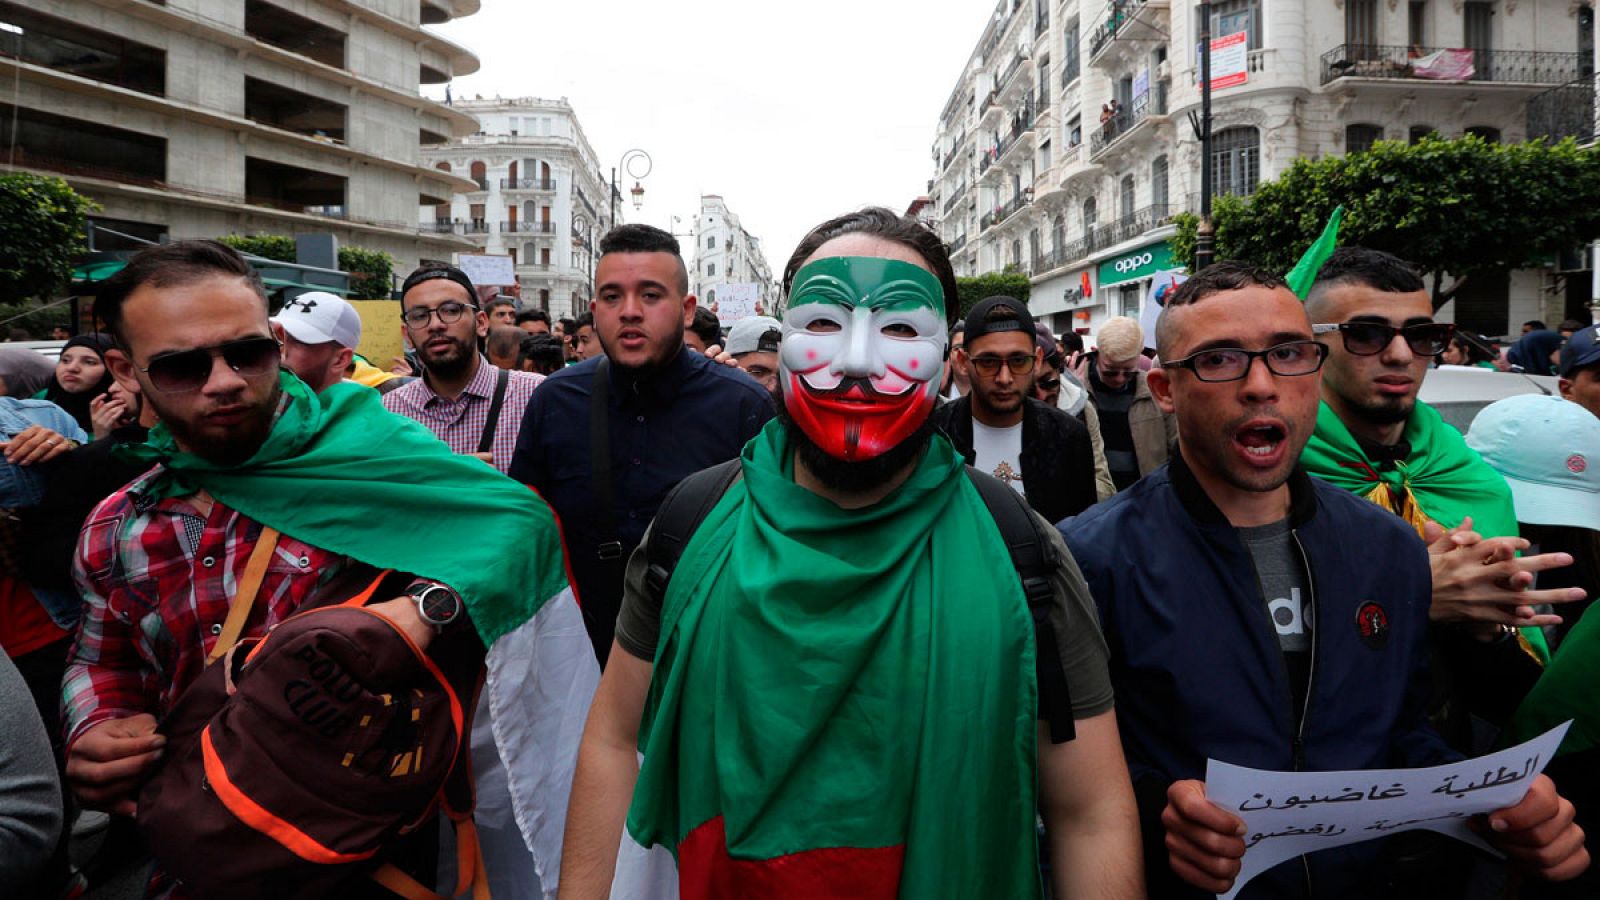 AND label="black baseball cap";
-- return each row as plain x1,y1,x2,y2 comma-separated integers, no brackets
964,296,1036,345
1560,325,1600,377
